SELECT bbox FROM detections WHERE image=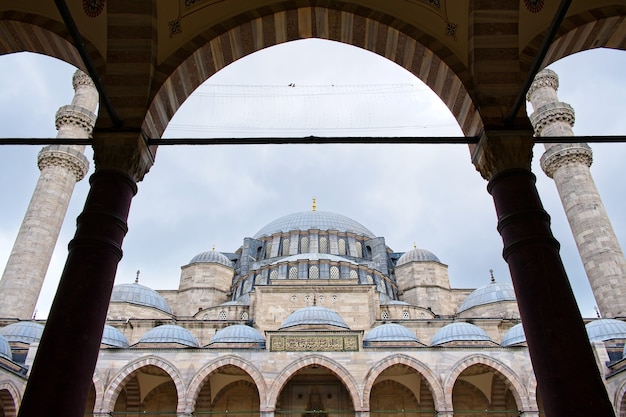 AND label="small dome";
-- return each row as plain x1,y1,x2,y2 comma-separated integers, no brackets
431,322,492,346
254,210,375,239
101,325,130,348
272,253,357,265
458,282,516,313
396,248,440,266
0,321,45,345
364,323,419,344
0,334,12,361
138,325,199,347
501,323,526,346
280,306,349,330
110,283,172,314
208,324,265,345
586,319,626,342
189,250,233,268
